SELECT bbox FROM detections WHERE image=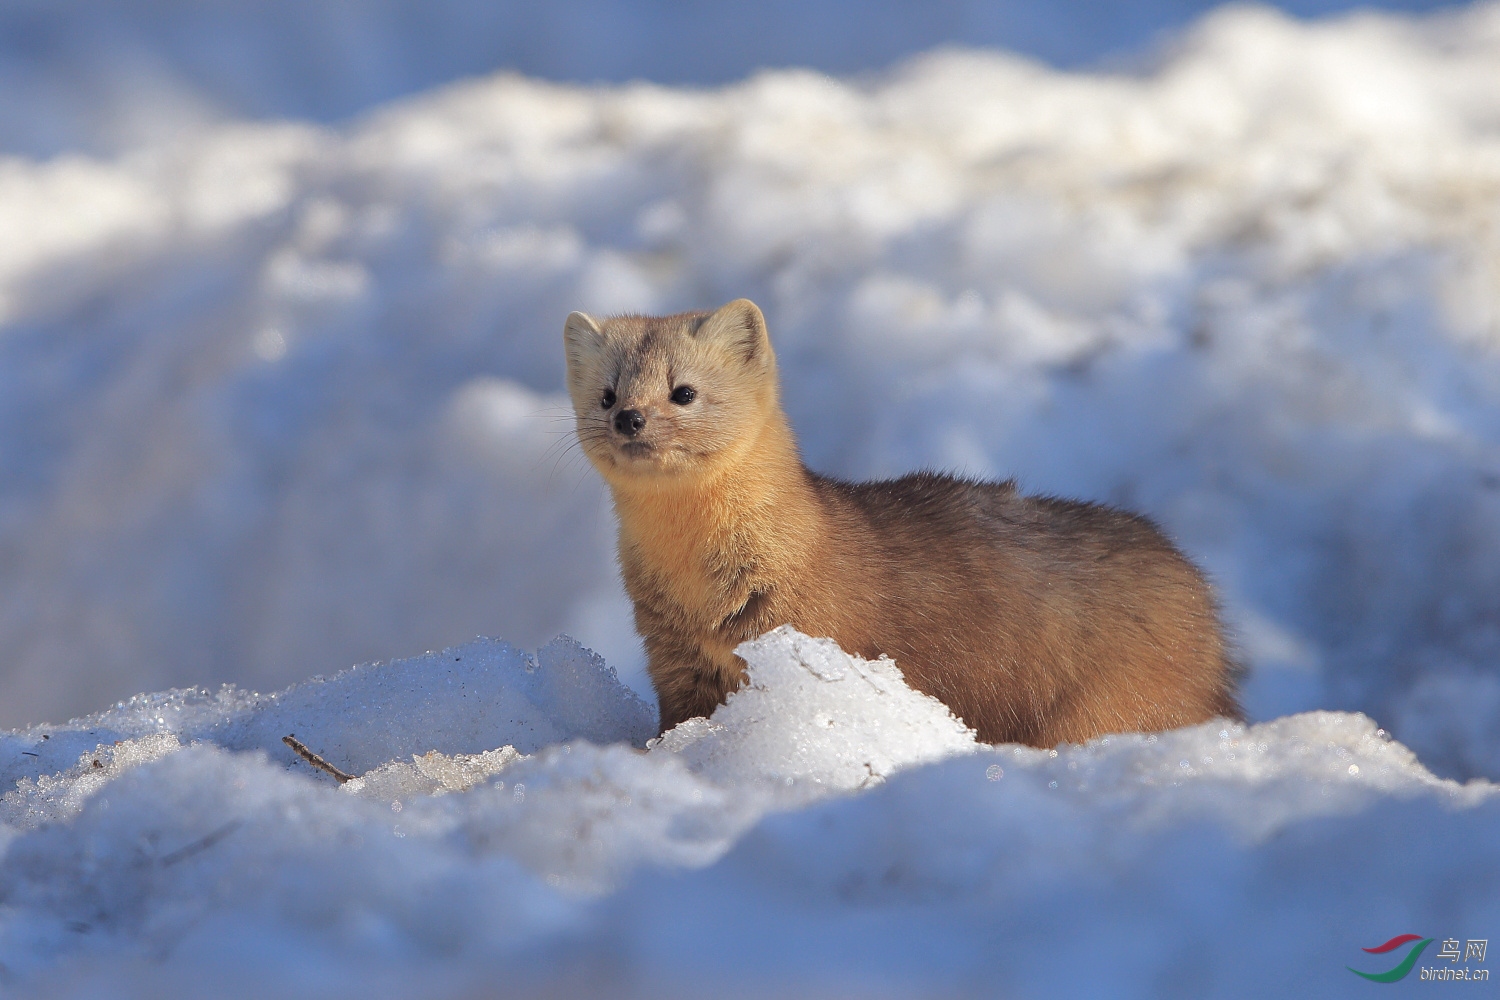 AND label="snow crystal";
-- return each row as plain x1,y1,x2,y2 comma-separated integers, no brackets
341,746,525,802
0,733,184,832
